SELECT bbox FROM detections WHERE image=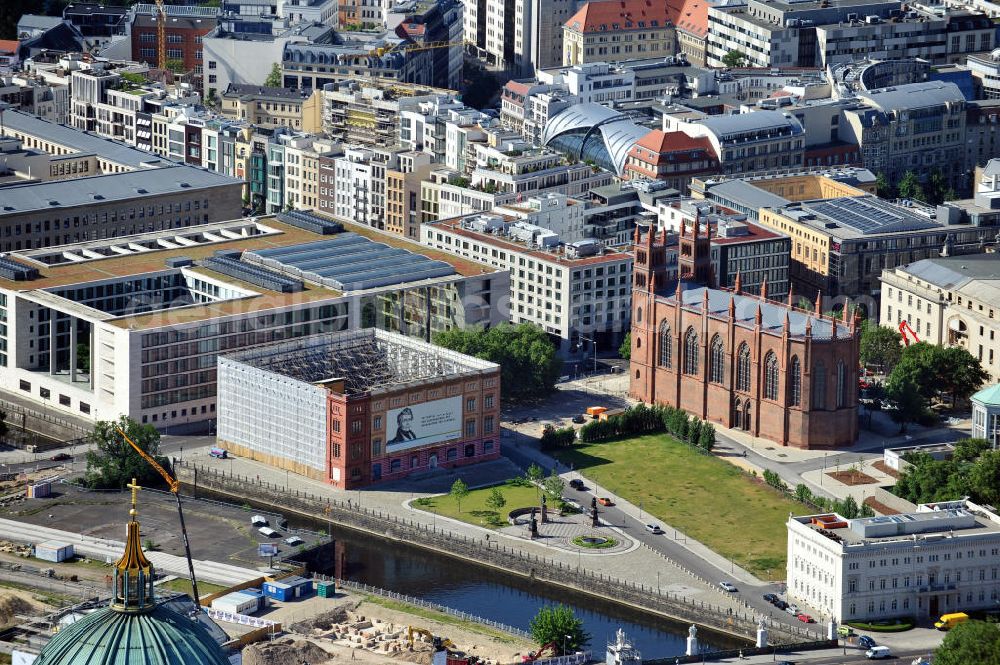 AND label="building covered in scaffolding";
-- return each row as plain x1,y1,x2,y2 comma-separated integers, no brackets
216,328,501,488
